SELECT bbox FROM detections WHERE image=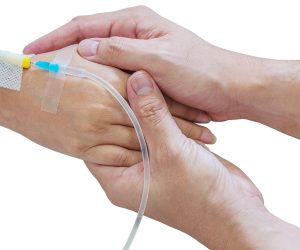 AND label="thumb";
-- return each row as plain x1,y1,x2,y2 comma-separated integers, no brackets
78,37,152,71
127,71,182,148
